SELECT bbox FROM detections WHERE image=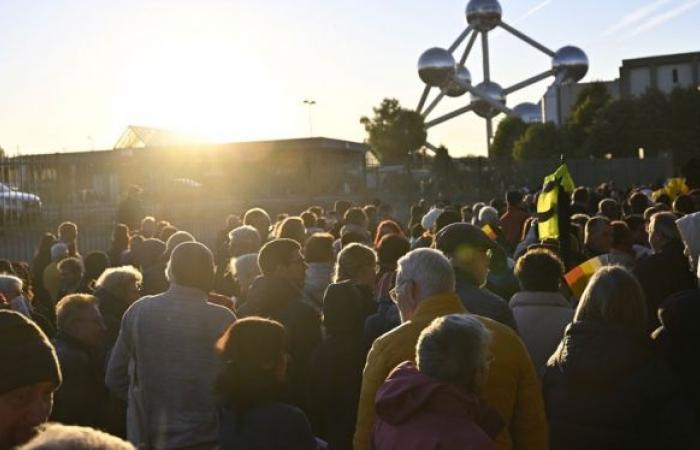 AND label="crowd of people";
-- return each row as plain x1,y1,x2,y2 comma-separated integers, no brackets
1,182,700,450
